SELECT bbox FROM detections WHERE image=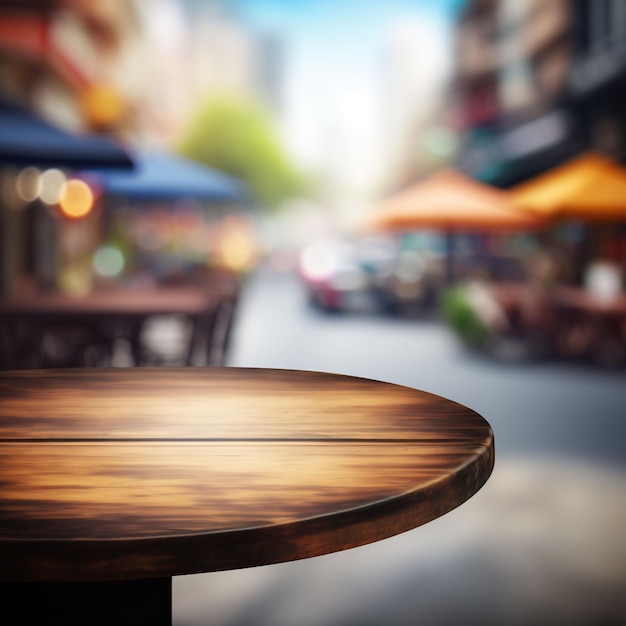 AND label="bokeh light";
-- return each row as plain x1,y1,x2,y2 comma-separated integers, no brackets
299,241,344,282
59,179,94,219
218,228,257,272
15,166,42,202
39,168,67,205
93,245,125,278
